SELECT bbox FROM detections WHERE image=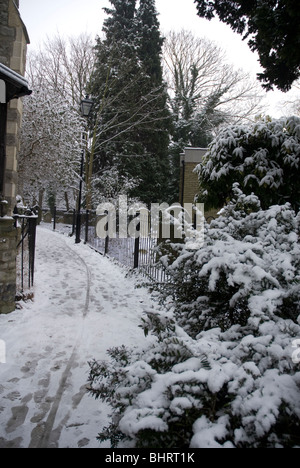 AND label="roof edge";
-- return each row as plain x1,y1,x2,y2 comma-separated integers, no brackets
13,0,30,45
0,62,32,99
